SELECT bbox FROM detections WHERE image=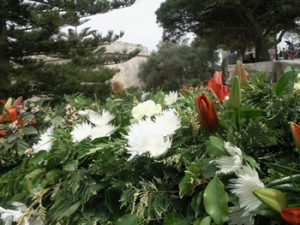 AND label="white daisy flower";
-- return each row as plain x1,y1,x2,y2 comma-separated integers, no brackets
87,110,115,127
126,111,181,158
213,142,243,174
228,206,254,225
164,91,179,106
90,124,116,140
0,202,28,225
229,165,264,212
71,122,93,143
154,109,181,136
131,100,162,120
32,126,54,153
